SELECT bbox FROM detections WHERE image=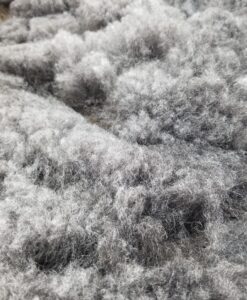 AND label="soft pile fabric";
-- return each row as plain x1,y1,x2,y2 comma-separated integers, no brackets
0,0,247,299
